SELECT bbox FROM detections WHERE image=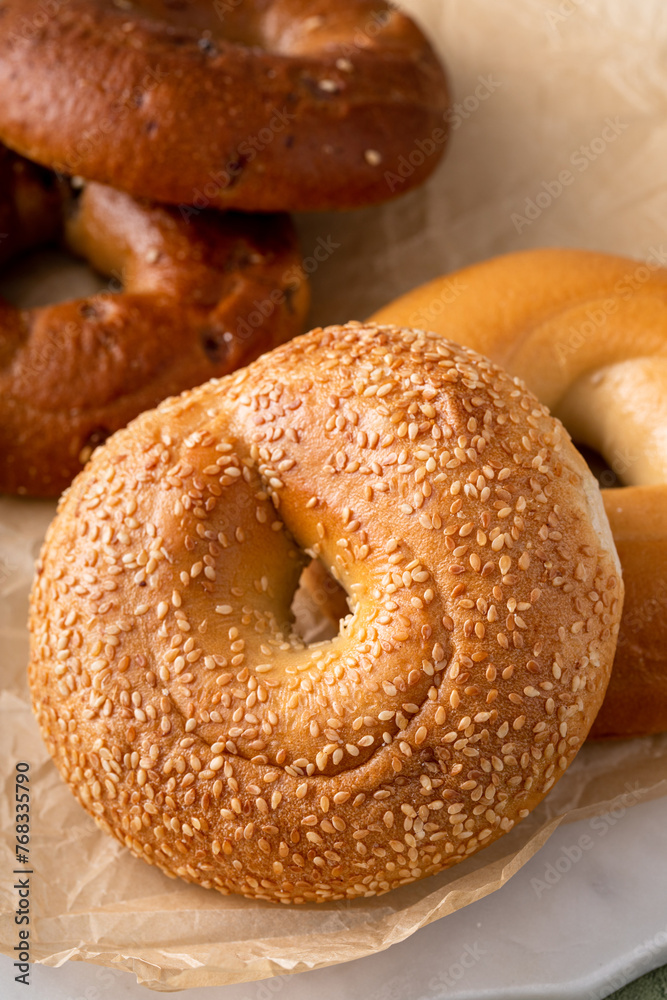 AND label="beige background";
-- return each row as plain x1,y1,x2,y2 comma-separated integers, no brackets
300,0,667,326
